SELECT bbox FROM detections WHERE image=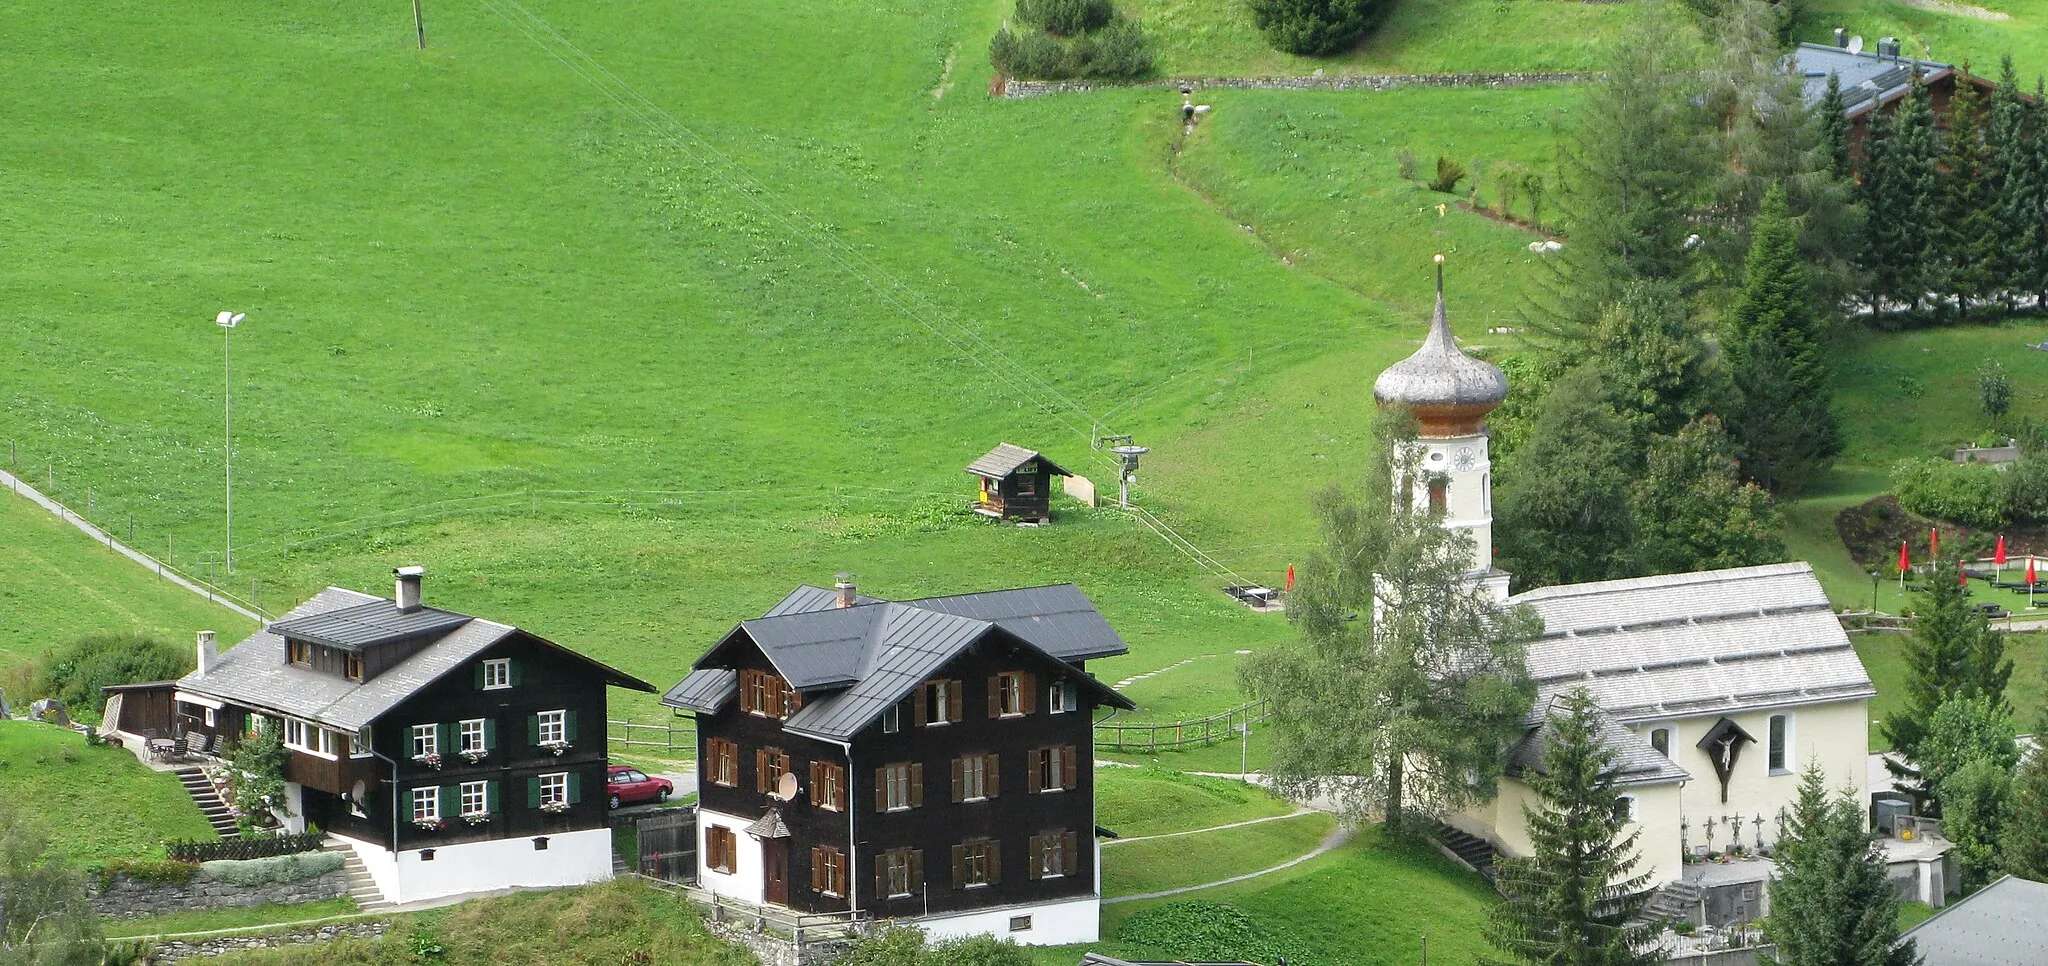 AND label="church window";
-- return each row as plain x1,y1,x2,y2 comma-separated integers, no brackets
1614,796,1637,823
1767,715,1790,774
1482,474,1490,514
1650,728,1670,758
